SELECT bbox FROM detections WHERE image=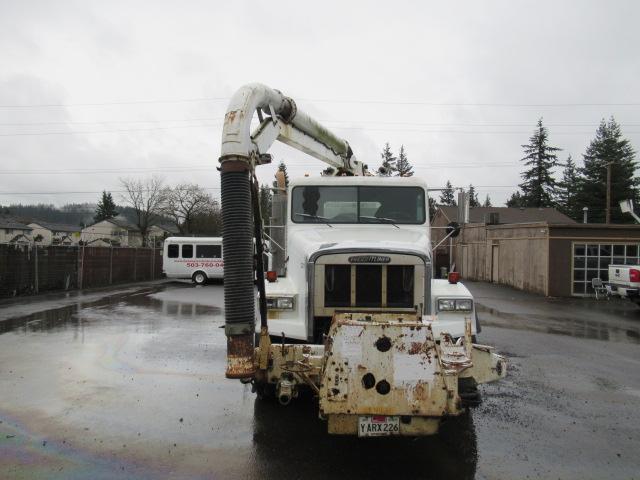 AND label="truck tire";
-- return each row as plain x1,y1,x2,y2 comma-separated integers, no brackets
192,271,207,285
